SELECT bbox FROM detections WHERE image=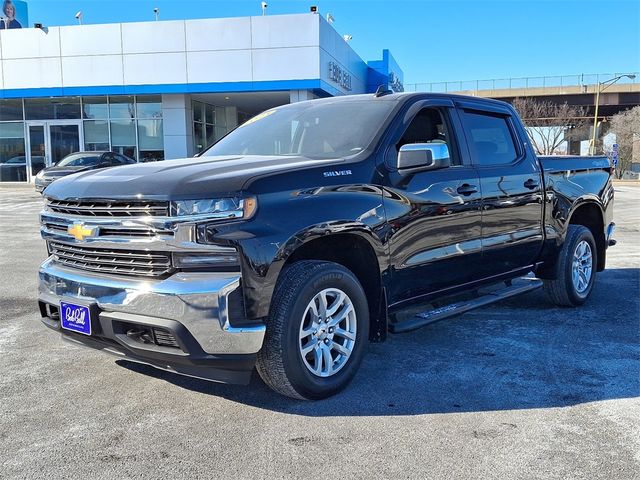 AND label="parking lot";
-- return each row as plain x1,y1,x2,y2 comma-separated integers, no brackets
0,183,638,480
